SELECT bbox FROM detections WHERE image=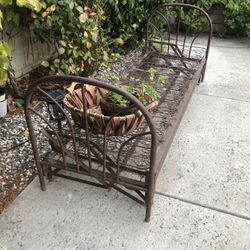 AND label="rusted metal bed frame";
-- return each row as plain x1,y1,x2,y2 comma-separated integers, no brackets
24,4,212,222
